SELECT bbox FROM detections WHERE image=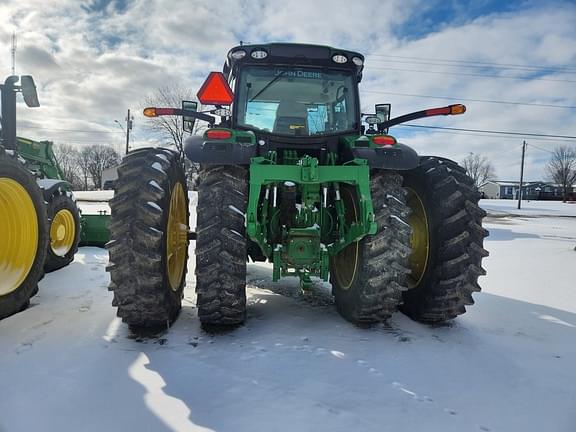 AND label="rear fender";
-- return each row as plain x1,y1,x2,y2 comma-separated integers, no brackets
36,179,71,202
352,143,419,170
184,135,256,165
